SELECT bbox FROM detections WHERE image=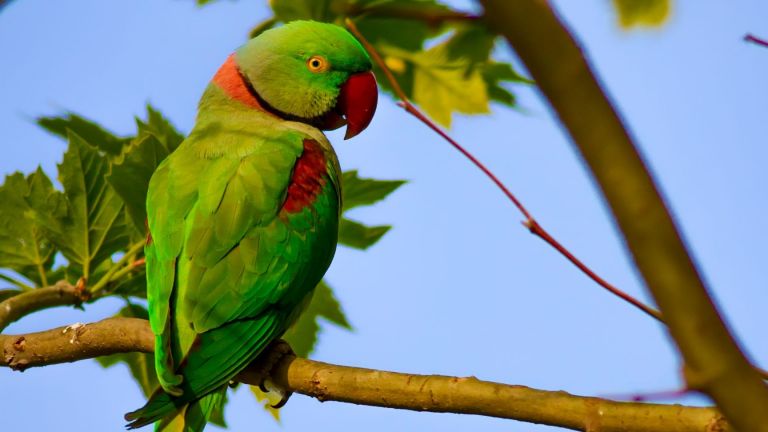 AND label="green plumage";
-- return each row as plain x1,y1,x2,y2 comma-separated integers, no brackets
125,20,373,431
